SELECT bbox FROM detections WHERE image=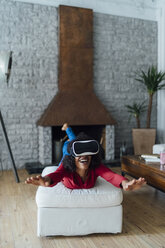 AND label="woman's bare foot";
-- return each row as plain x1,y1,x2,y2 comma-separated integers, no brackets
61,123,68,131
25,175,51,187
